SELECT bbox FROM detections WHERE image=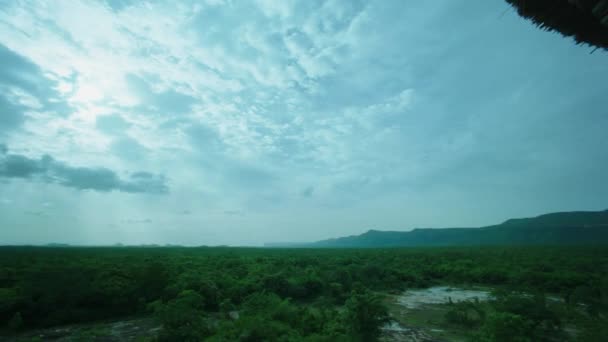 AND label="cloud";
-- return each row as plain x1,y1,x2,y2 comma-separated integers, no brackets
224,210,244,217
123,218,153,224
301,186,314,198
0,0,607,246
0,44,72,135
125,73,198,116
95,114,130,134
24,210,47,217
0,145,167,194
110,136,148,161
